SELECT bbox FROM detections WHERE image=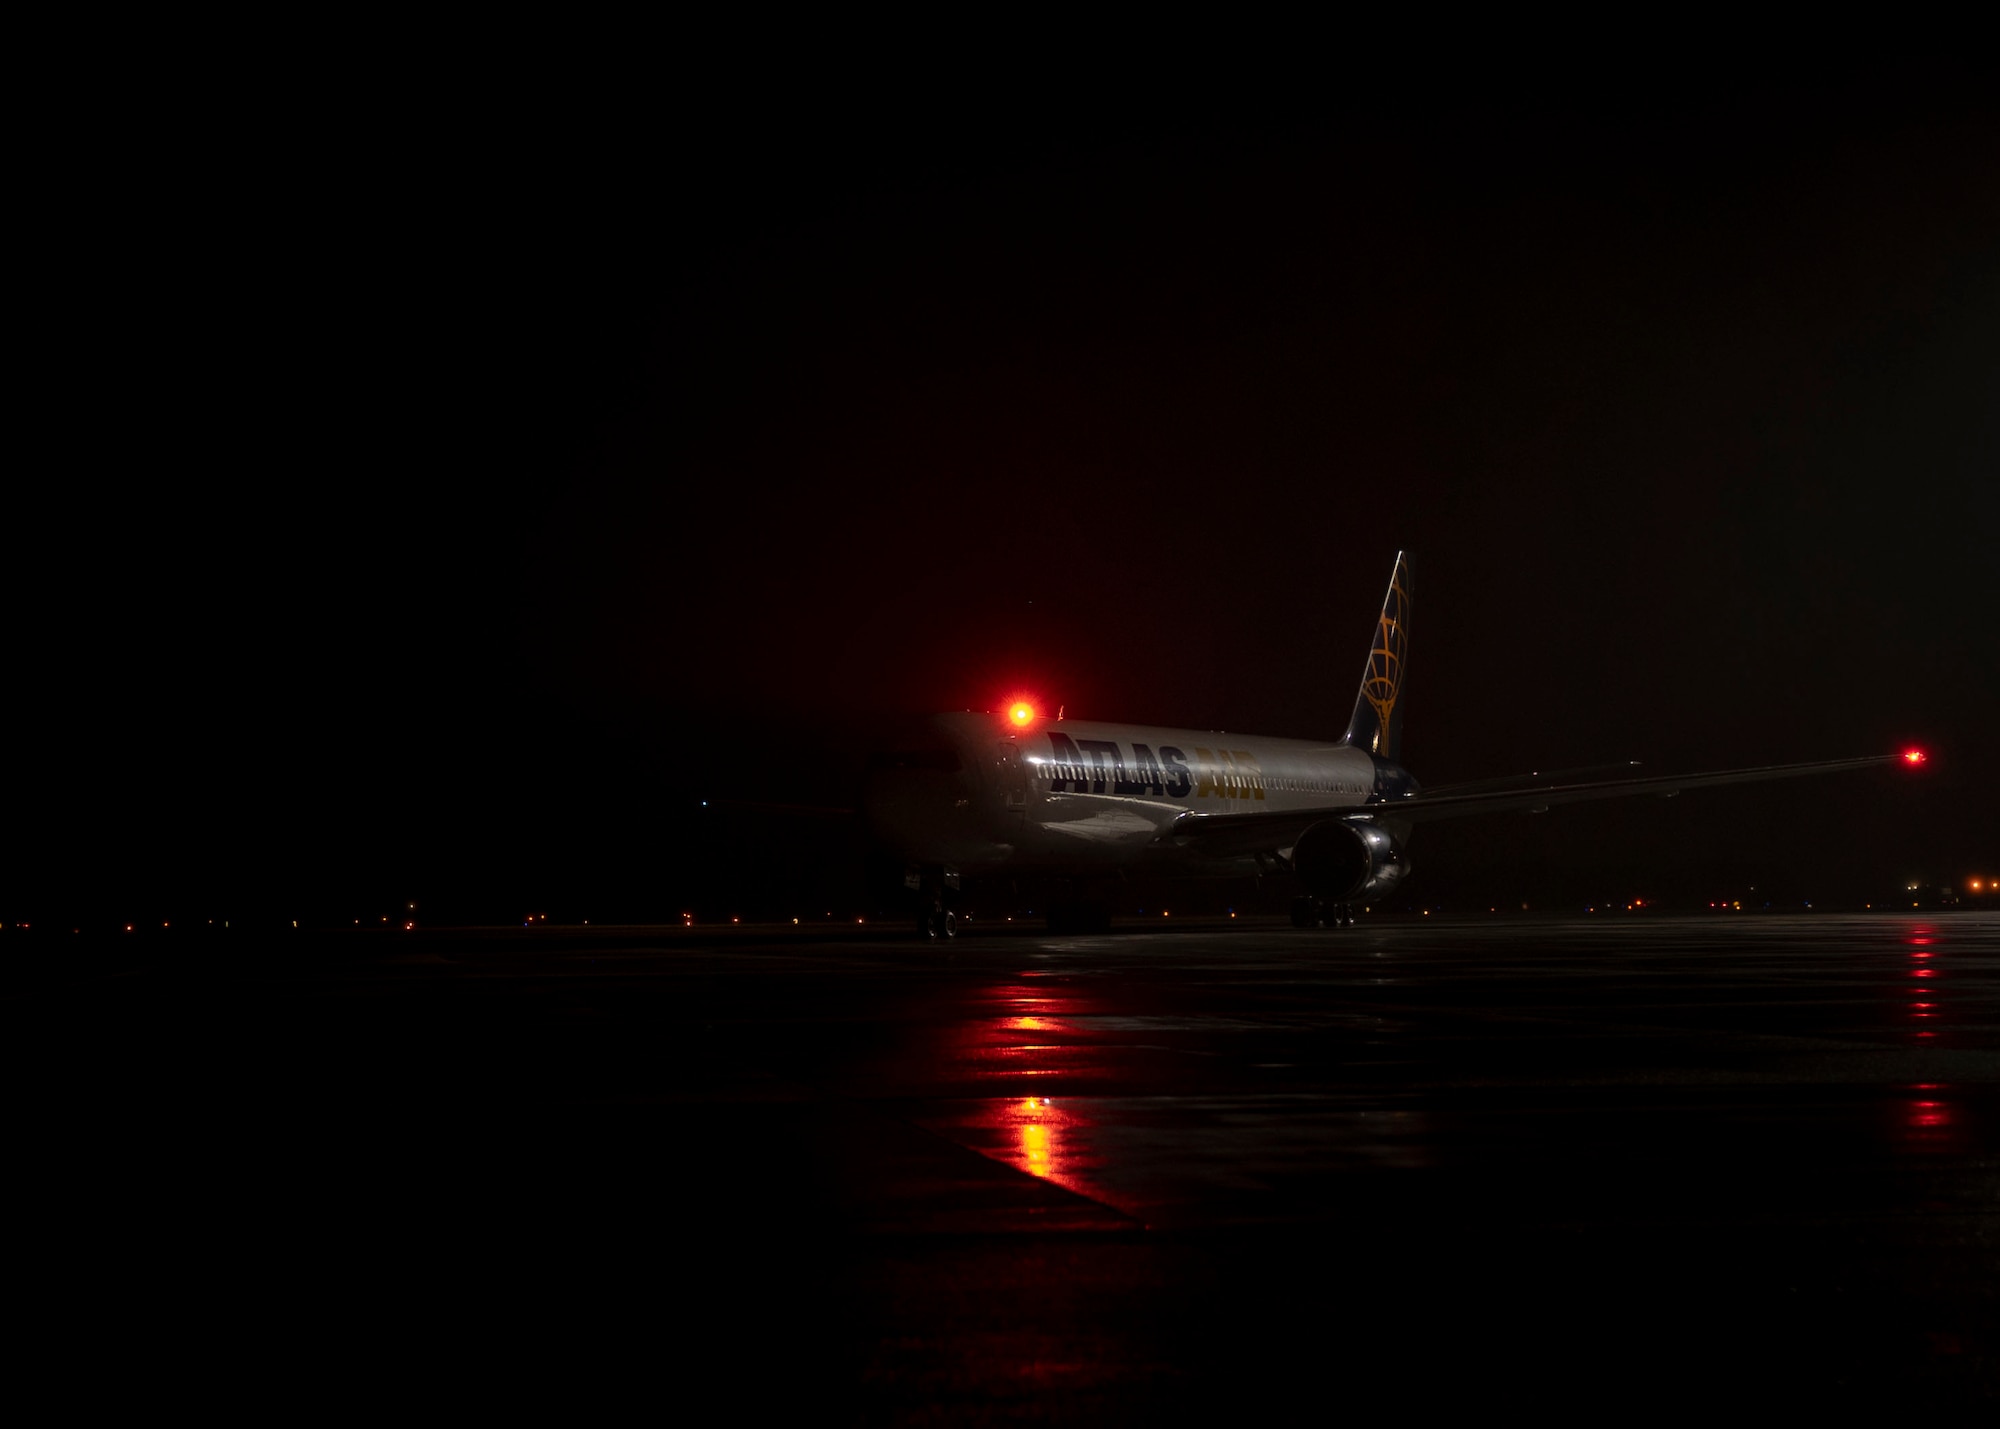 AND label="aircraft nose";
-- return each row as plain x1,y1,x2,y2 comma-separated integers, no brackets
861,745,972,851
